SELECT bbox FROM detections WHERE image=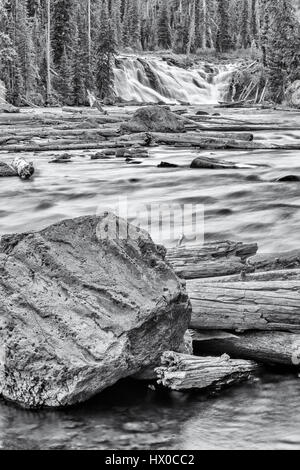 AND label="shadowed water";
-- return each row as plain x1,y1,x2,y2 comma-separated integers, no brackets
1,372,300,450
0,107,300,449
